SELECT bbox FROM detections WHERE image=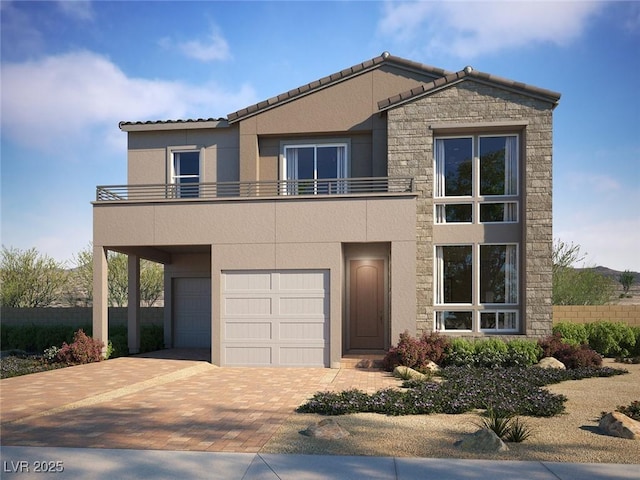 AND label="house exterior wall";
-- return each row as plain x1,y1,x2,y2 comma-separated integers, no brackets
93,195,417,366
386,81,554,337
127,126,239,185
